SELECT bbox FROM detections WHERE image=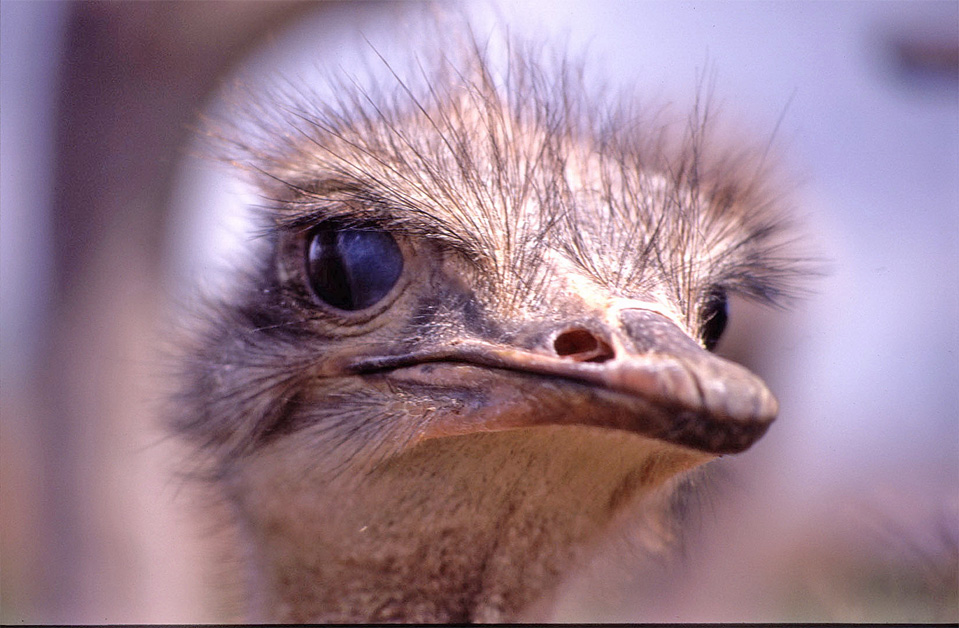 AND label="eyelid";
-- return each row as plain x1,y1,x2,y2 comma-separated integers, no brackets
278,211,391,235
269,193,488,266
